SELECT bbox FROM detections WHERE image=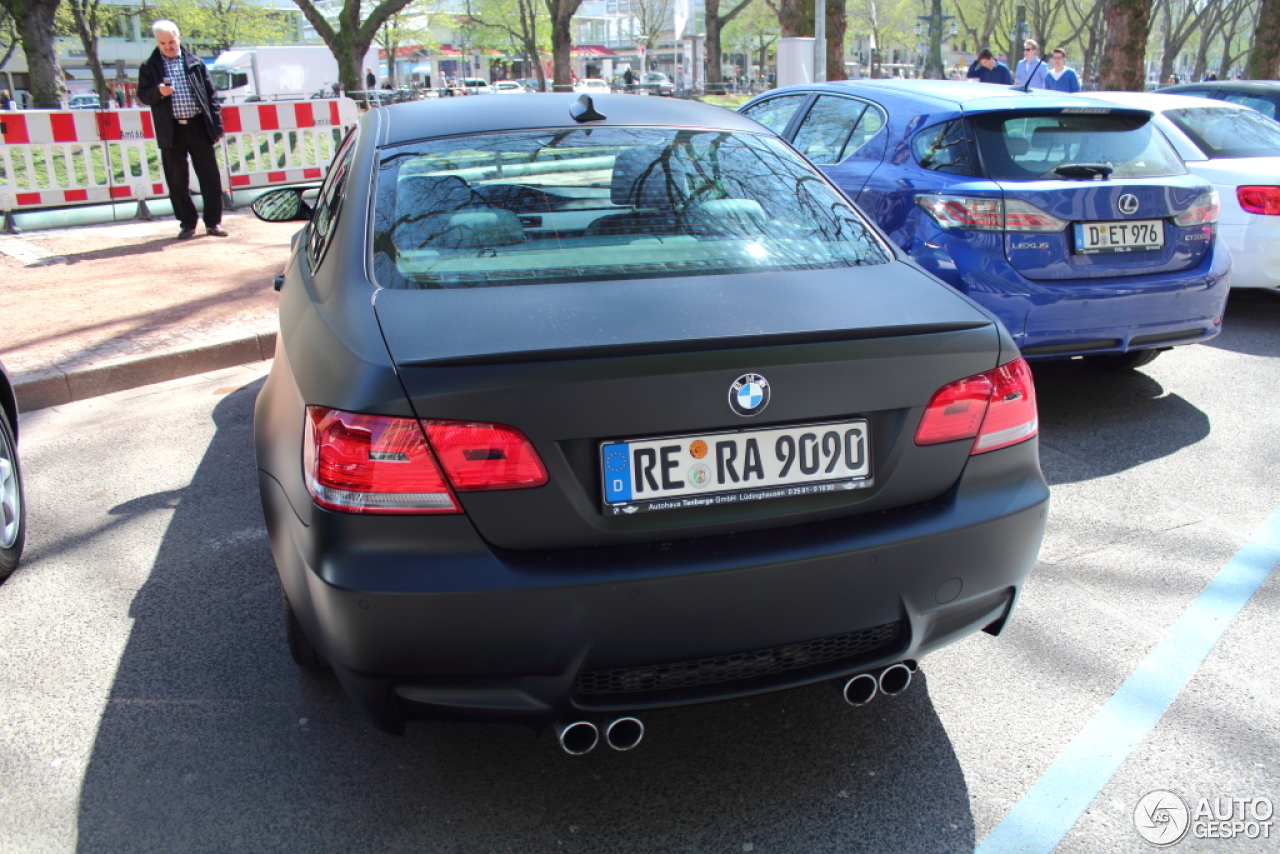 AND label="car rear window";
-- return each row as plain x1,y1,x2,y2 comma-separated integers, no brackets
372,127,890,289
971,110,1186,180
1163,106,1280,158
